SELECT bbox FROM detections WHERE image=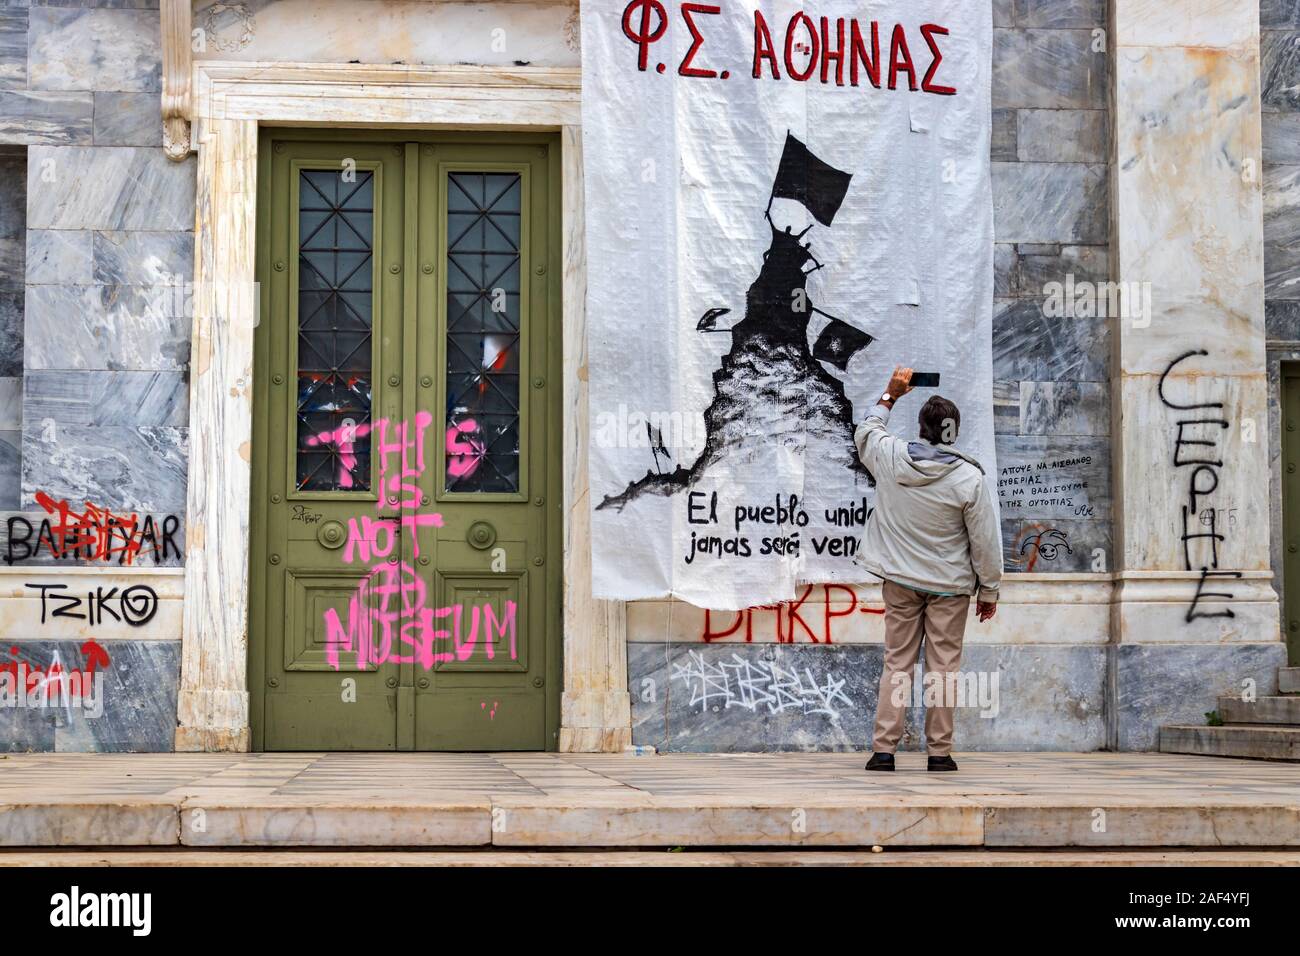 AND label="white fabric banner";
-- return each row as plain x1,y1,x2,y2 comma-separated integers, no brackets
583,0,995,610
